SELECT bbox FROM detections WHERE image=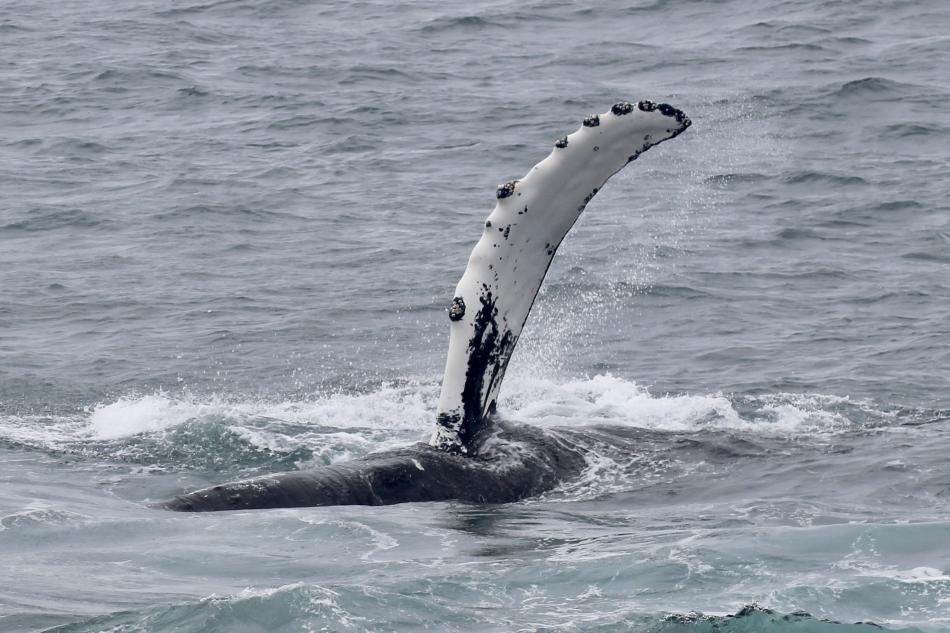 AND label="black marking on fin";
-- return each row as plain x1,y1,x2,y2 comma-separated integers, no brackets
444,290,516,453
